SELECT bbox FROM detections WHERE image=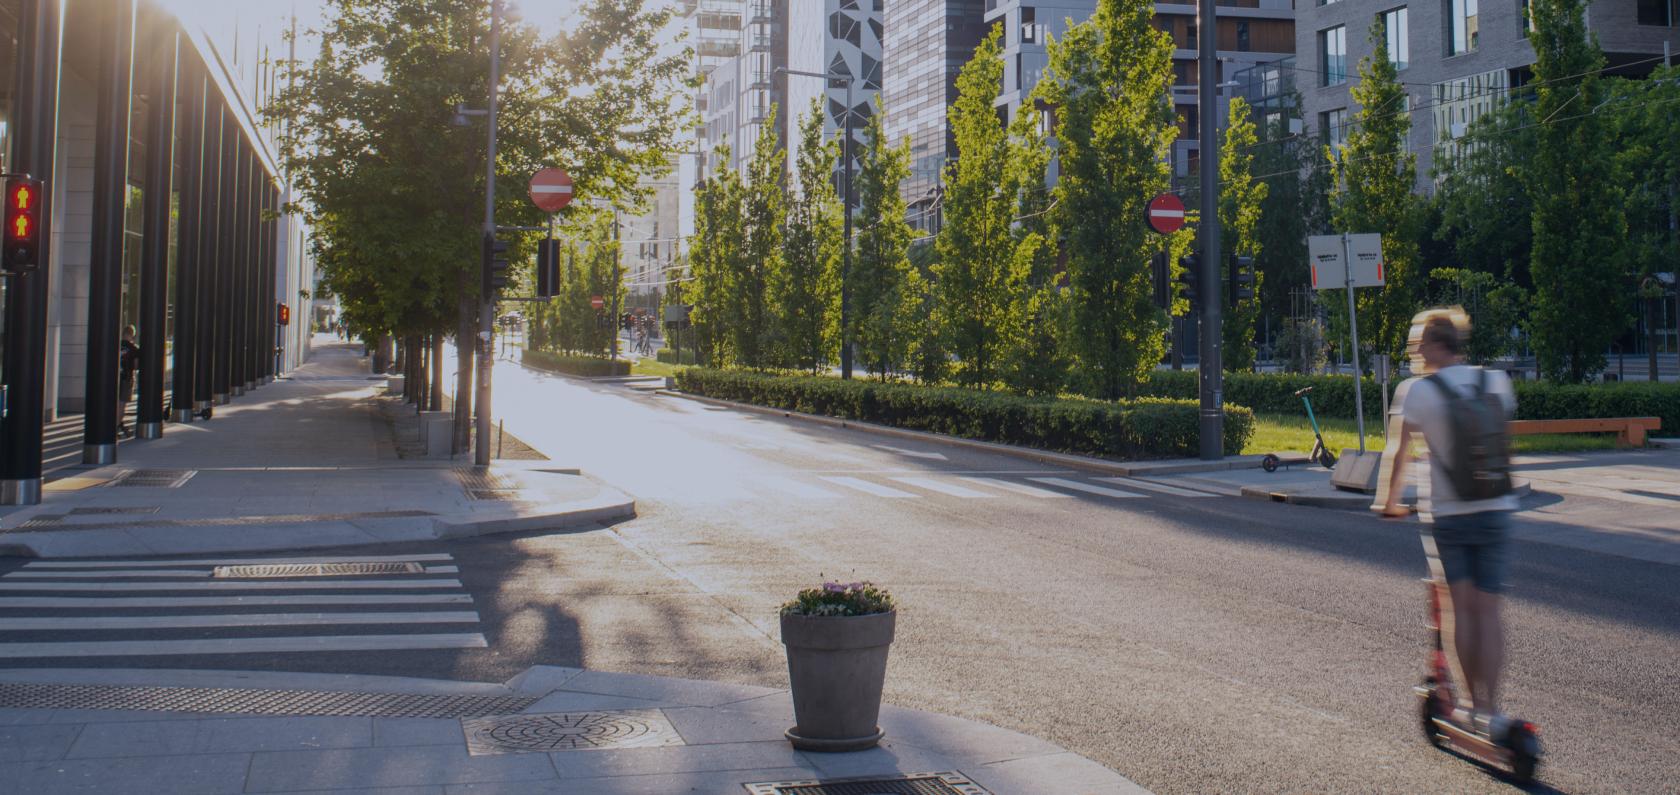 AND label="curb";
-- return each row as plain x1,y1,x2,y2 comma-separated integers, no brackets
657,389,1268,477
431,488,637,540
